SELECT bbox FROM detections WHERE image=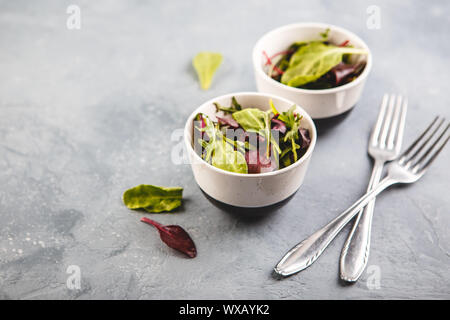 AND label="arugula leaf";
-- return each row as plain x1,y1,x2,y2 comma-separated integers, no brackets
214,97,242,114
192,52,223,90
277,106,304,162
277,105,298,128
281,42,368,87
231,97,243,111
320,28,330,40
123,185,183,213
